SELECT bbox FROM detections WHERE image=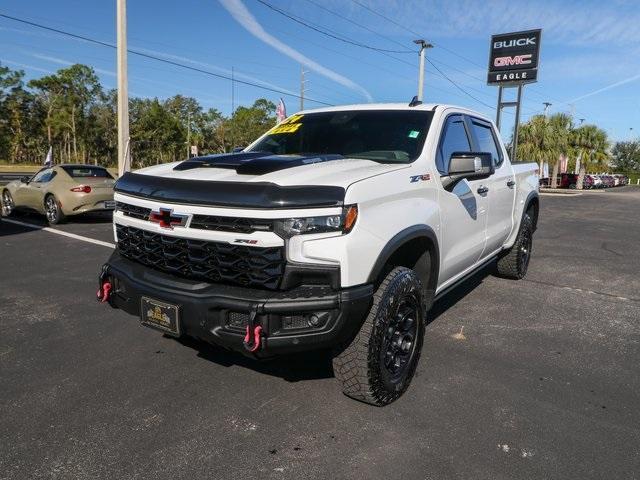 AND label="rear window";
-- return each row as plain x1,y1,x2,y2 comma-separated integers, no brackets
62,166,113,179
